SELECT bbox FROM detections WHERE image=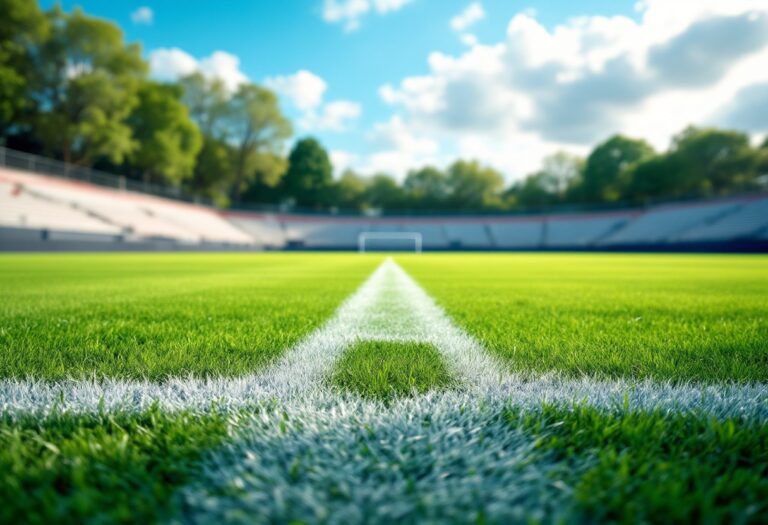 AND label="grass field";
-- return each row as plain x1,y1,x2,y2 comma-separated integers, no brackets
400,254,768,382
1,252,766,524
